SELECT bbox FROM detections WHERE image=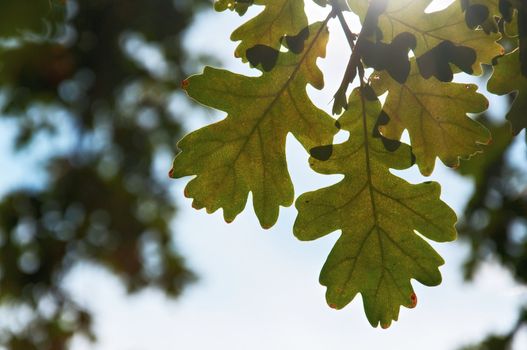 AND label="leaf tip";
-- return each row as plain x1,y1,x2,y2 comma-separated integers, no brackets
168,168,175,178
181,79,190,90
380,322,391,330
191,200,203,210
